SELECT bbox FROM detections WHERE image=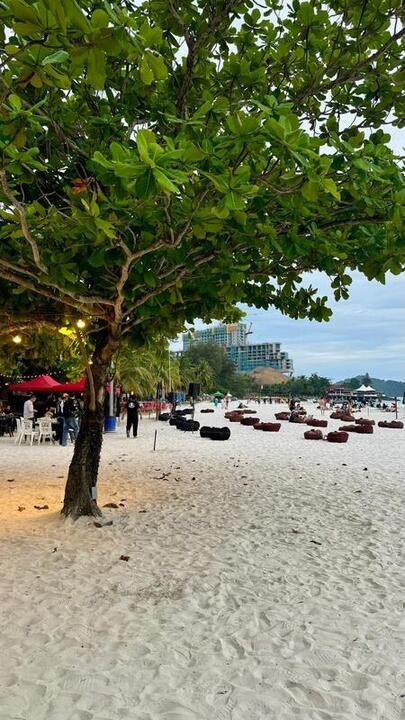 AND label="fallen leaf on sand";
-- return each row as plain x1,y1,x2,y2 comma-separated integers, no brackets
7,479,15,482
310,540,322,545
94,520,113,528
103,502,119,509
138,510,147,513
120,555,130,562
34,505,49,510
17,506,25,512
